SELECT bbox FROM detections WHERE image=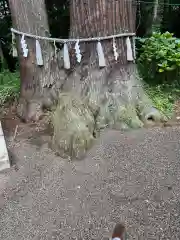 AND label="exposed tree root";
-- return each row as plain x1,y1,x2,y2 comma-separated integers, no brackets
16,98,44,123
52,93,95,159
51,65,166,159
